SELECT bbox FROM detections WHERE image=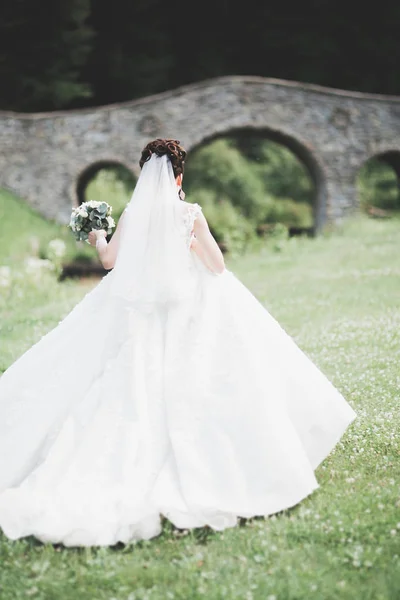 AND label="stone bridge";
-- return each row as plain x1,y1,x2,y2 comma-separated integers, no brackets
1,75,400,232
